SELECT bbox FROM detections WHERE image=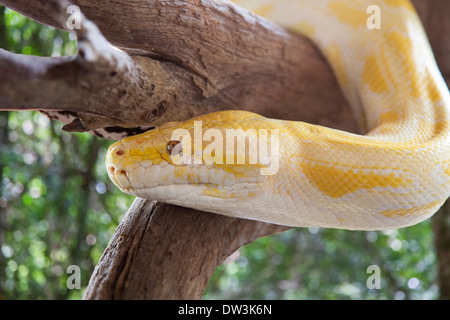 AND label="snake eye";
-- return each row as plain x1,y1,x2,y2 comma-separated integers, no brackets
167,140,182,156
